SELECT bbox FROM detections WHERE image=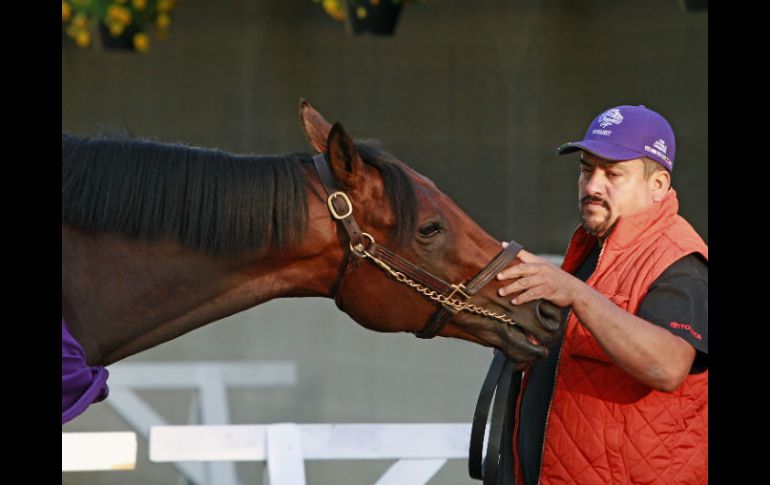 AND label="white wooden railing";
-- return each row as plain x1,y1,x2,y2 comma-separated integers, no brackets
150,423,475,485
63,422,477,484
